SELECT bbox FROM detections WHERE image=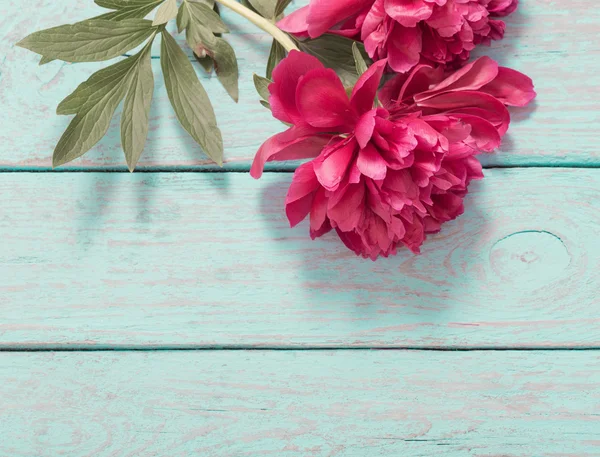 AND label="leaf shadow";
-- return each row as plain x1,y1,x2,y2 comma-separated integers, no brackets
75,172,120,249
